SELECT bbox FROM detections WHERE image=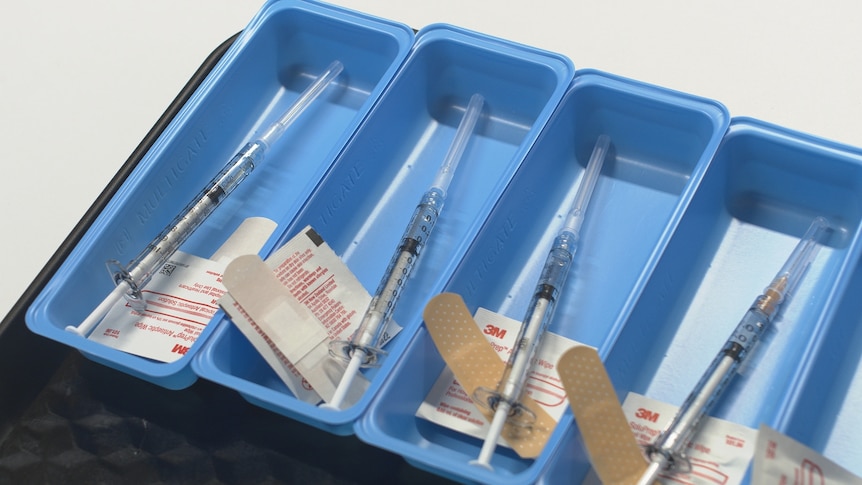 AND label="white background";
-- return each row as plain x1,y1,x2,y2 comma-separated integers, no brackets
3,0,862,319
